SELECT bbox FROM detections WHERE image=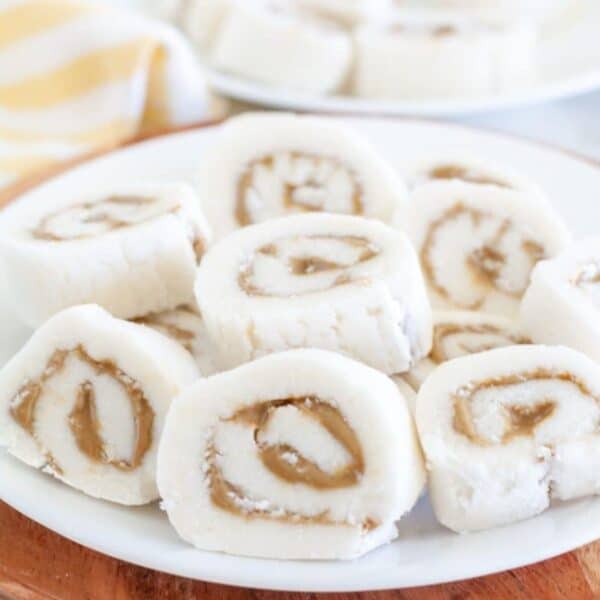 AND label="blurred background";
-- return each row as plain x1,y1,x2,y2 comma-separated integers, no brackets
1,0,599,196
102,0,600,158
